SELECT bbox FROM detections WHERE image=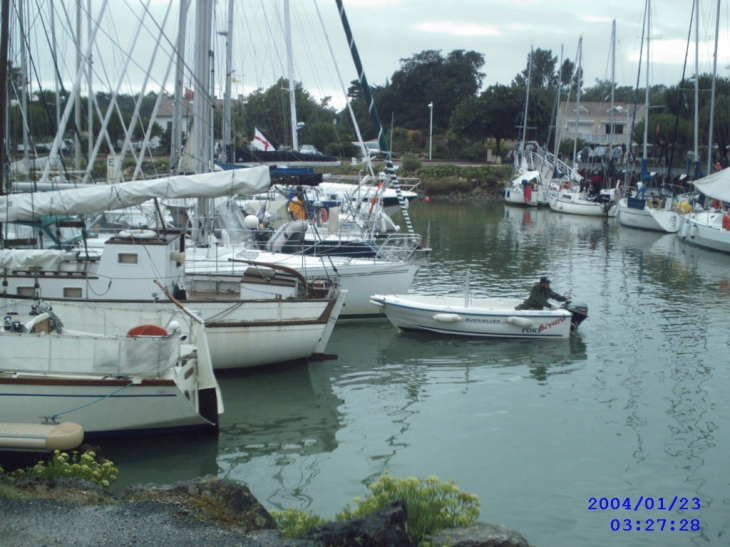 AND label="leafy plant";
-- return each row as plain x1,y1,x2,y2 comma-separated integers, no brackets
336,472,480,543
270,507,329,538
10,450,118,488
400,152,422,173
